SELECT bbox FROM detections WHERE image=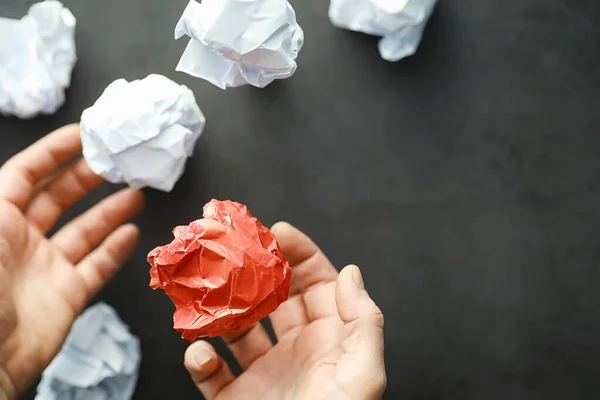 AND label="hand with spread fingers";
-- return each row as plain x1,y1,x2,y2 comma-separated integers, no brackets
184,222,387,400
0,125,144,399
